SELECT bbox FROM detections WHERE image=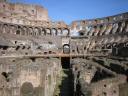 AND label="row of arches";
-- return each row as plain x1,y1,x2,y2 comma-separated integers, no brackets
77,13,127,27
70,35,128,54
86,35,128,51
79,21,128,36
0,23,70,36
